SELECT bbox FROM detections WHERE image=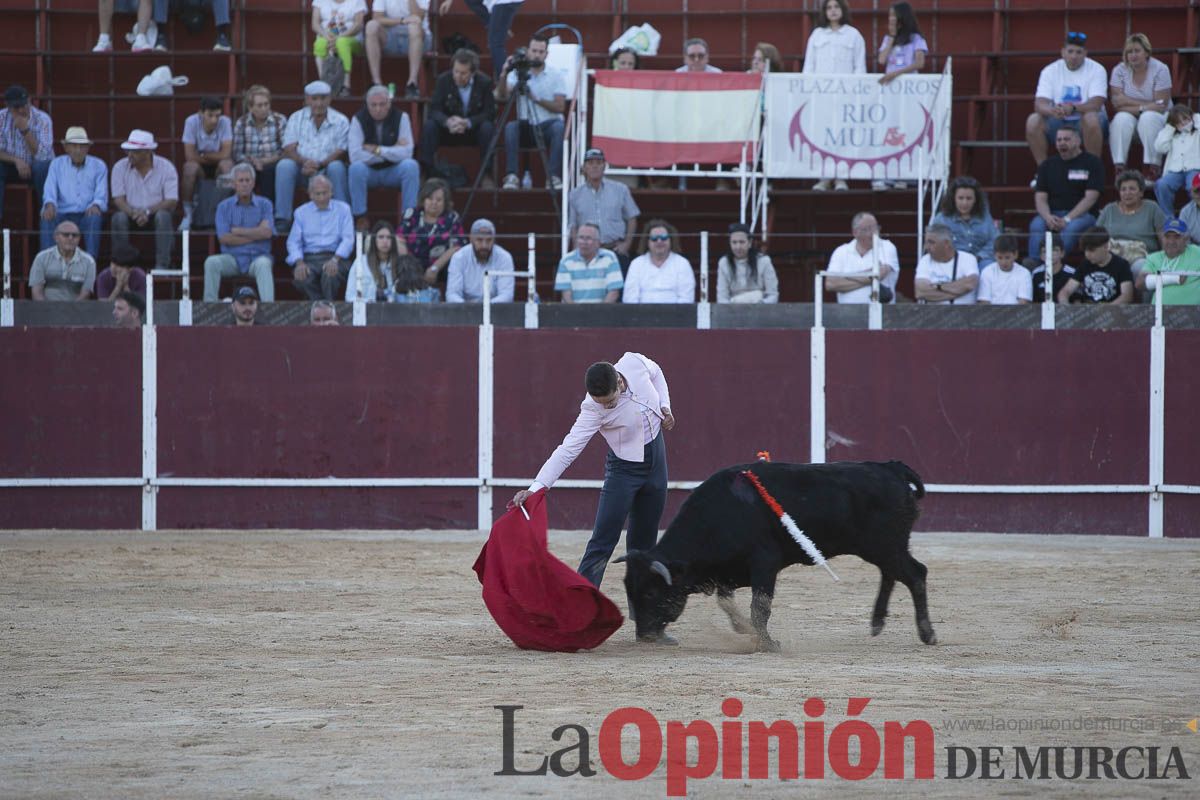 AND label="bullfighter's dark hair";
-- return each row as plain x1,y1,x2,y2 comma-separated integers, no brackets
585,362,619,398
